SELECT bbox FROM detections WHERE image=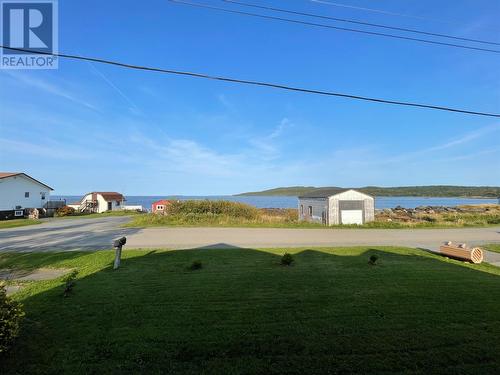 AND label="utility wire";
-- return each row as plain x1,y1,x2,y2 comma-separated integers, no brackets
223,0,500,46
168,0,500,54
310,0,499,33
2,46,499,118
